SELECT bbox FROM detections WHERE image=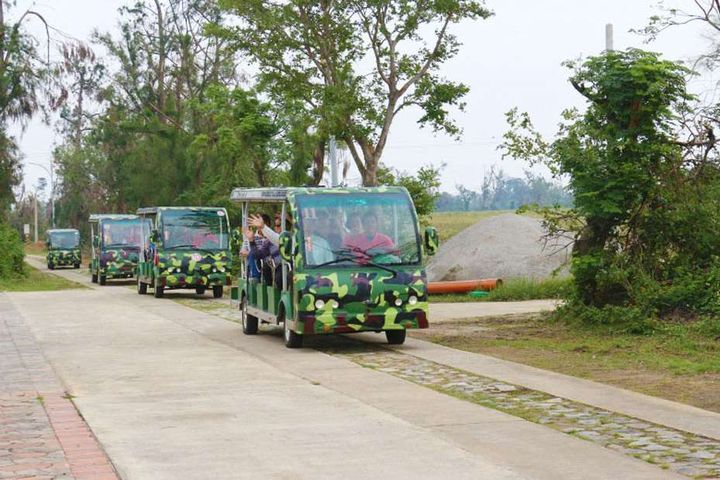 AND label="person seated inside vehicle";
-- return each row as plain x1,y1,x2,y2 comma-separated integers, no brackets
343,211,395,255
317,209,343,251
192,229,220,249
303,215,334,265
246,214,280,286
